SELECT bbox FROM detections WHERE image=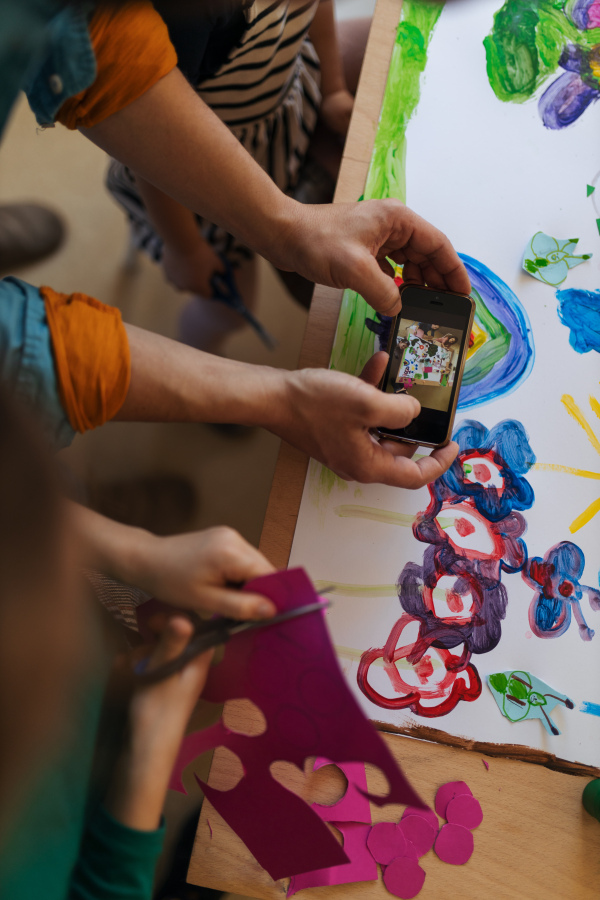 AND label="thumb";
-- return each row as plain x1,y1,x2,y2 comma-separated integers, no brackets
350,256,402,315
359,351,390,386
